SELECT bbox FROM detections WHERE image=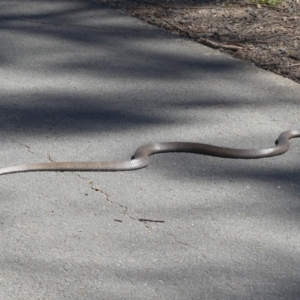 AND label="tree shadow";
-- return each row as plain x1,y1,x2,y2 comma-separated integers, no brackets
0,1,300,299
